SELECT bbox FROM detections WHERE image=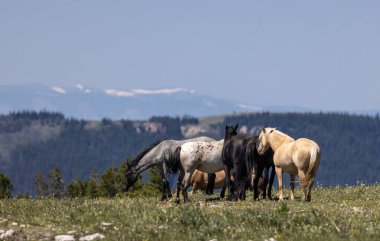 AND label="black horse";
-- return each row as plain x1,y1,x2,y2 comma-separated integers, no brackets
220,124,252,200
220,125,276,200
246,138,275,199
